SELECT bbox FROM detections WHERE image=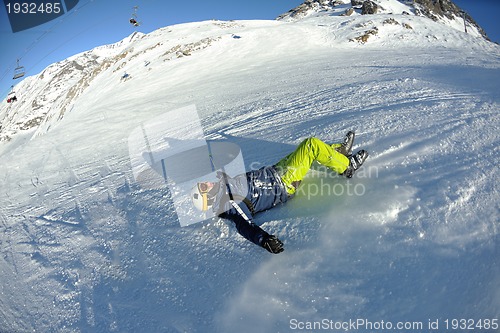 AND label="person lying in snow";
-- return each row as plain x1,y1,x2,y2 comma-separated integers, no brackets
191,132,368,254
